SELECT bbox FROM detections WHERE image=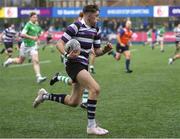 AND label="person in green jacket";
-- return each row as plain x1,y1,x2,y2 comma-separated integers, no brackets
3,12,46,83
156,25,165,52
144,27,154,49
